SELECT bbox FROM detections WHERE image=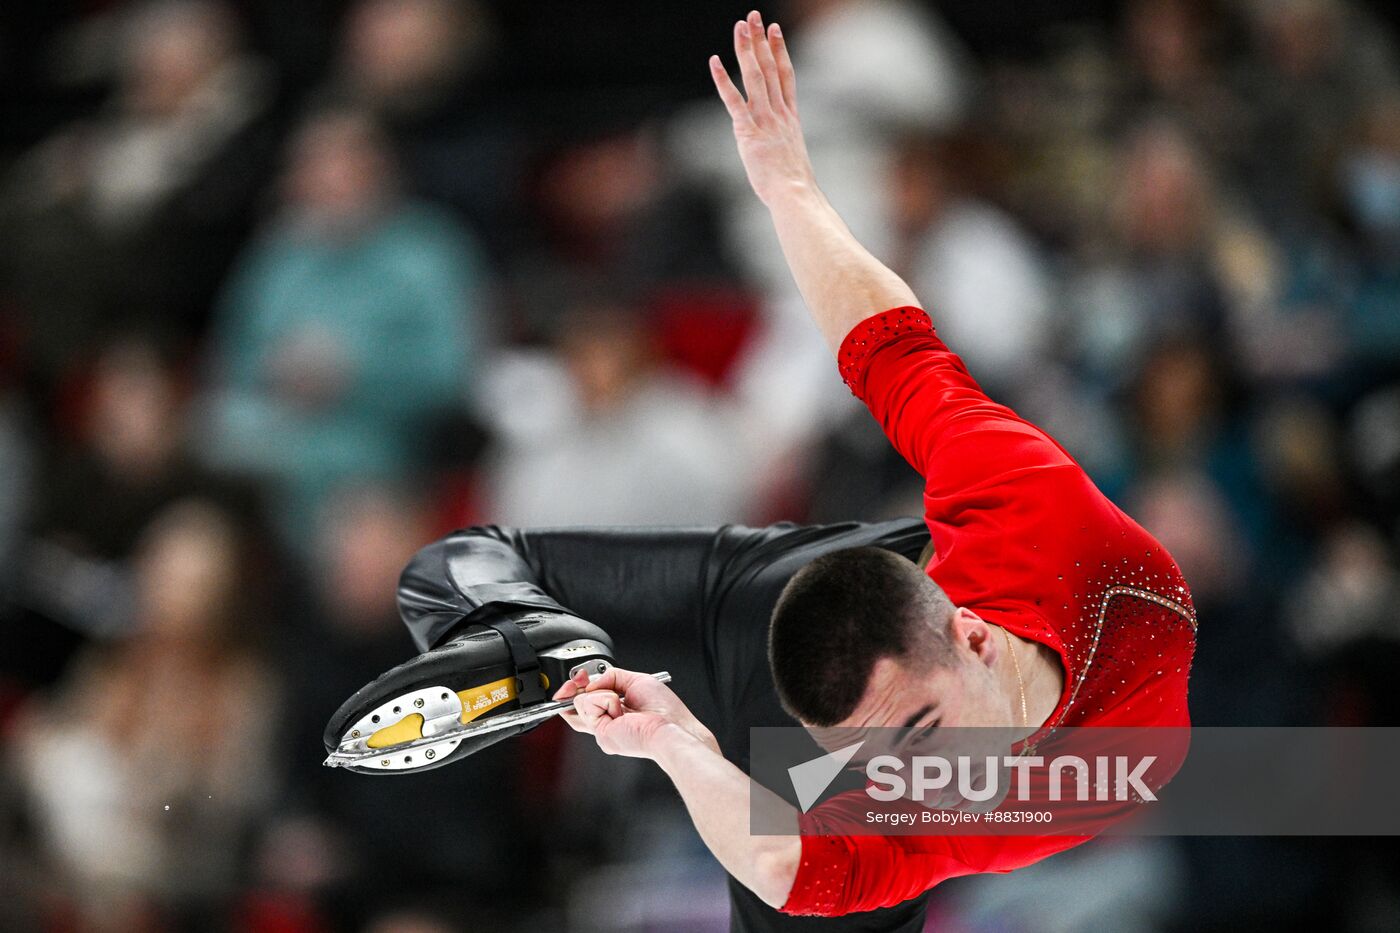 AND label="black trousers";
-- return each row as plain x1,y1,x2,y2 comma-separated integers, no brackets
396,519,935,932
